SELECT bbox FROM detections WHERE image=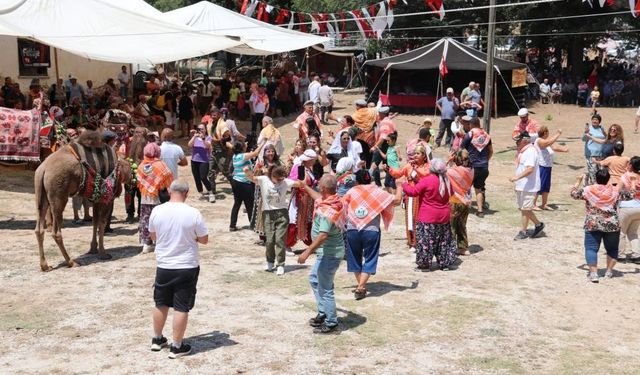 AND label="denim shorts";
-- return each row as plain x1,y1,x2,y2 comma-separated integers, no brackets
346,230,381,274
